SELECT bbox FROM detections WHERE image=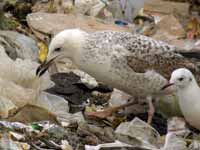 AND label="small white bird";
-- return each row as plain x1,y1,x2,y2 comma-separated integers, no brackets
162,68,200,130
36,29,200,124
